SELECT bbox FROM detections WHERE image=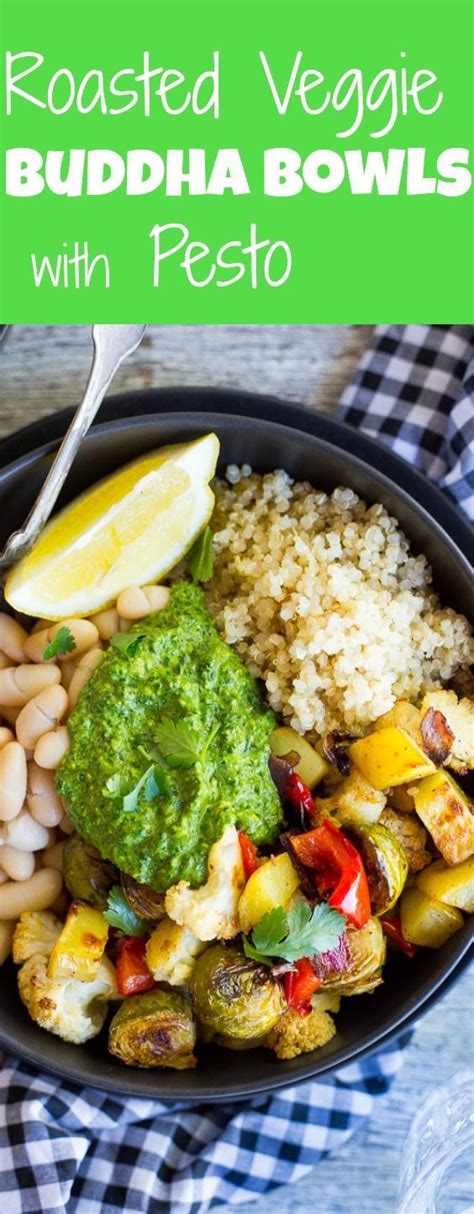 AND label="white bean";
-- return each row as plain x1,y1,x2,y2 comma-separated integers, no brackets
0,741,27,822
117,584,170,620
0,867,8,885
0,919,15,964
0,868,63,917
0,614,27,663
16,685,68,749
31,618,54,634
5,809,50,852
89,607,120,639
1,845,35,881
27,763,64,827
24,619,99,663
41,840,64,872
0,651,11,670
68,647,103,711
34,726,70,770
0,663,61,708
60,658,78,692
0,727,14,749
119,617,132,633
